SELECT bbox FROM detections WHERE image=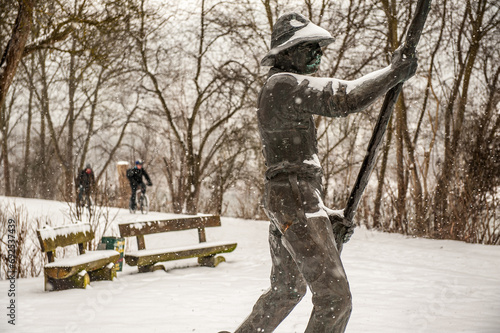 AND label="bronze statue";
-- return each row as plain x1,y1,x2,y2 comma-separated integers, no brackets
232,12,418,333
